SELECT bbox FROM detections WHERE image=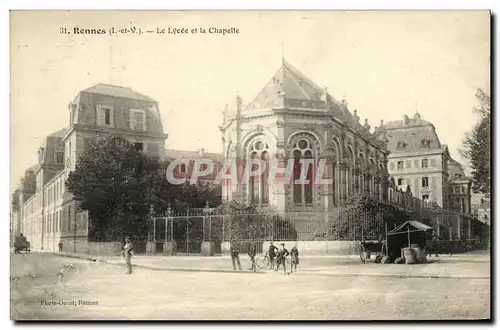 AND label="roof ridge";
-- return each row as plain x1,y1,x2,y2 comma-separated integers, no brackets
243,67,282,110
283,60,324,92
